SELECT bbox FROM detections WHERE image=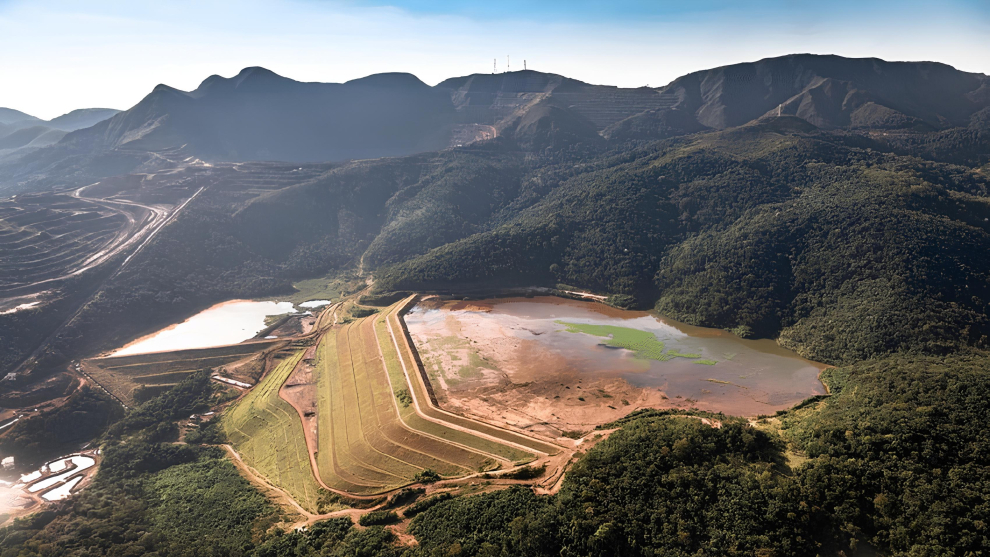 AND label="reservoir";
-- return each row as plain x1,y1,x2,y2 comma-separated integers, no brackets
113,300,296,356
406,297,826,418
